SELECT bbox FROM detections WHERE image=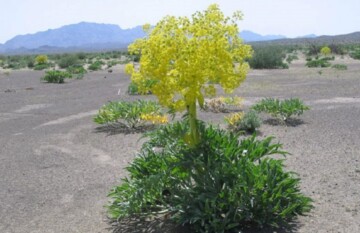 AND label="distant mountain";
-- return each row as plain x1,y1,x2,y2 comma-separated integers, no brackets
240,30,286,42
297,34,317,39
3,22,145,52
1,22,358,54
250,31,360,46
